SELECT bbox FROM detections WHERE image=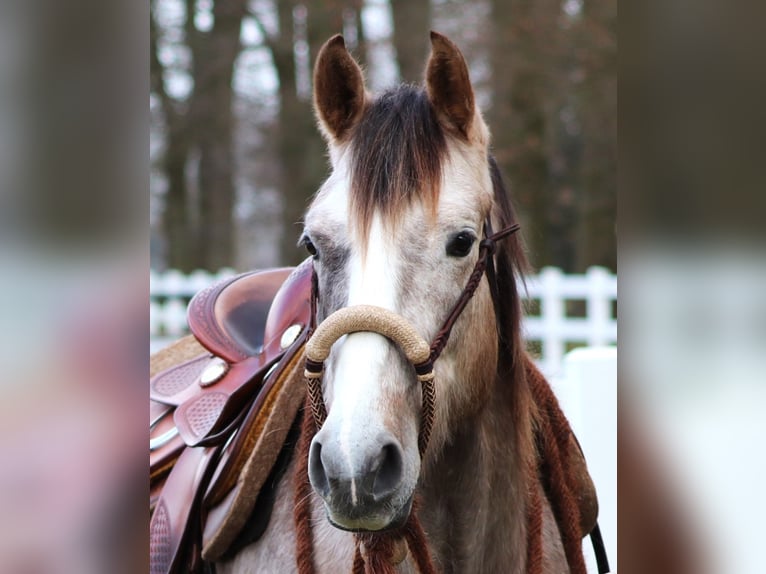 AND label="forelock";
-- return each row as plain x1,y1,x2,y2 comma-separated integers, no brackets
348,85,447,246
